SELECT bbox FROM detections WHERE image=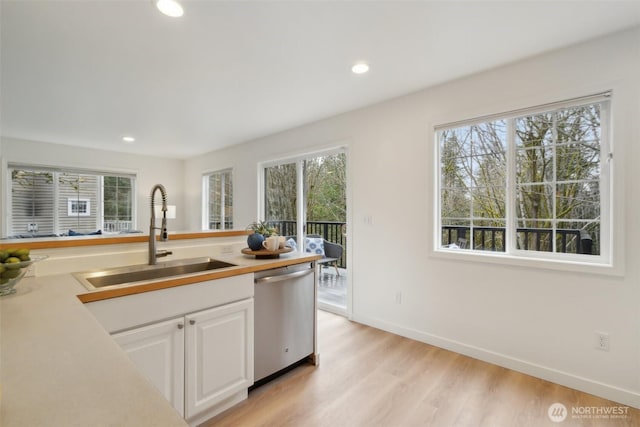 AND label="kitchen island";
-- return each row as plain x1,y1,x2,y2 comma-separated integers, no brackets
0,248,320,427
